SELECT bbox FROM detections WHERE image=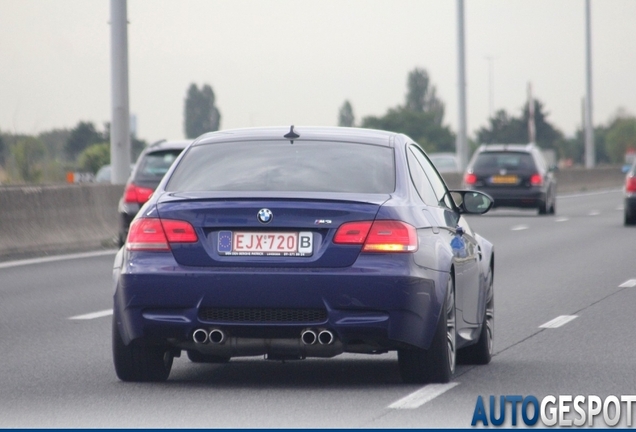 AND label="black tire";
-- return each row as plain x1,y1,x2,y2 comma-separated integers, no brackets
187,350,230,364
112,317,173,382
549,196,556,215
538,200,548,215
398,274,456,384
625,208,636,226
458,268,494,365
